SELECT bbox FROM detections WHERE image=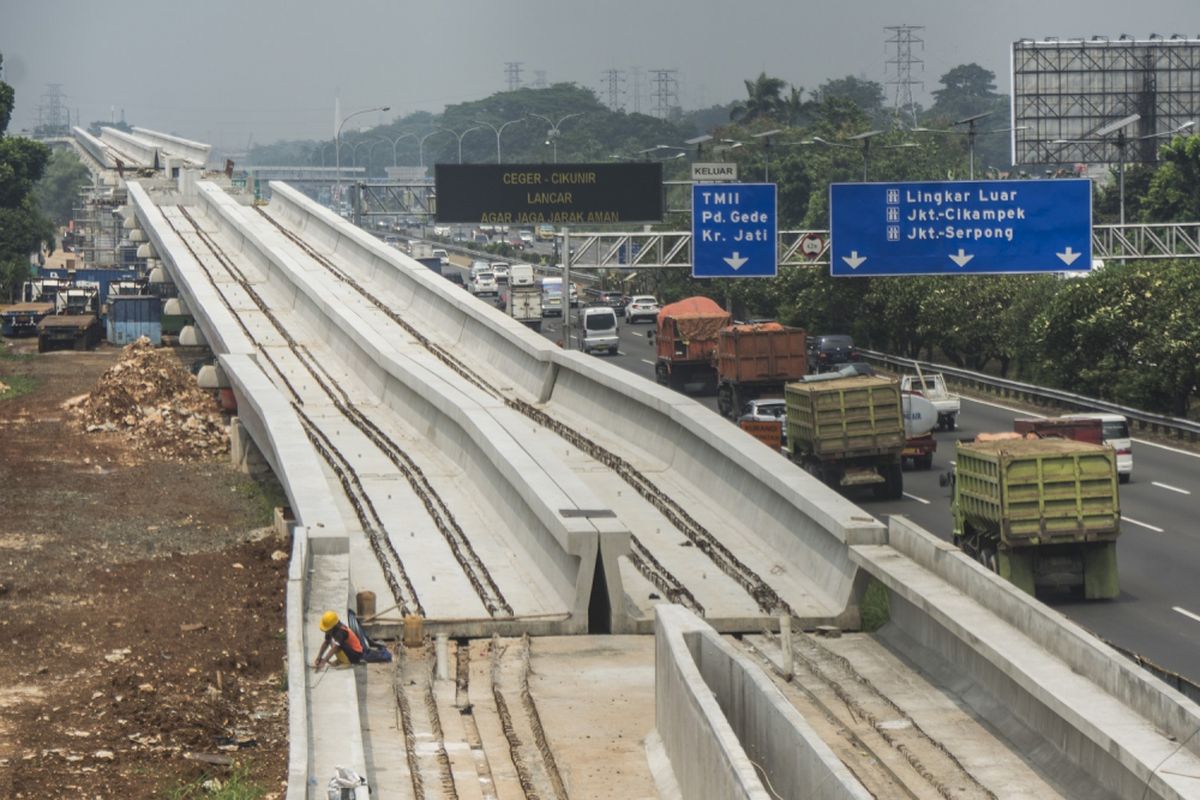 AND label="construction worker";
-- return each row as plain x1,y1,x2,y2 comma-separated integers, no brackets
313,610,364,669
